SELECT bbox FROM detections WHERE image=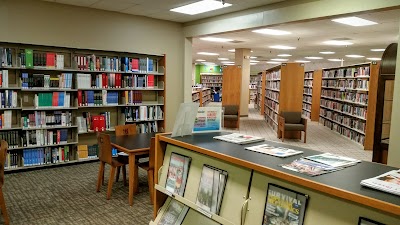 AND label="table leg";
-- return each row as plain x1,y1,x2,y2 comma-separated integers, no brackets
129,153,137,206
